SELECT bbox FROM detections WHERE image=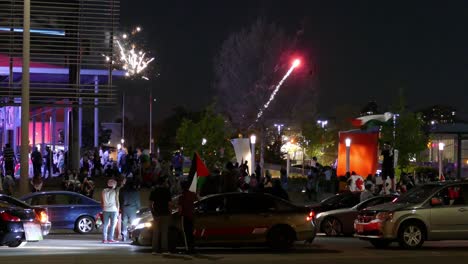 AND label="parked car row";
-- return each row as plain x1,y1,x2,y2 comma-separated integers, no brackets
3,181,468,250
